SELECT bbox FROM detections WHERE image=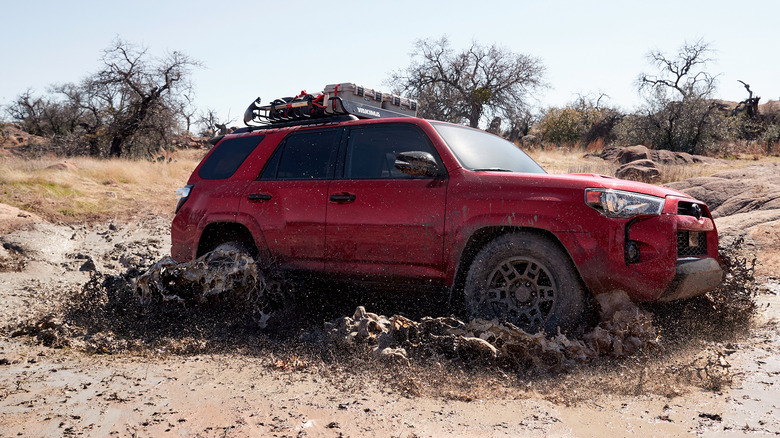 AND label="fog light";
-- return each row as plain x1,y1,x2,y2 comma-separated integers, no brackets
625,240,640,264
